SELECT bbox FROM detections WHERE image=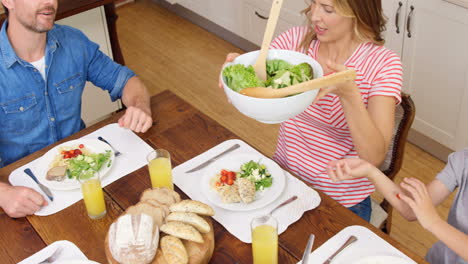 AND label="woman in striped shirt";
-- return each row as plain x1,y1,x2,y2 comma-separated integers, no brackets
222,0,402,221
